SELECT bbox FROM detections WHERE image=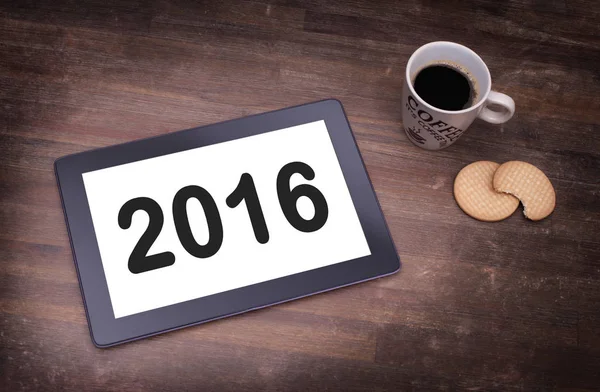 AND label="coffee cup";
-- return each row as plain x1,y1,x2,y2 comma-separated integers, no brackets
402,41,515,150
